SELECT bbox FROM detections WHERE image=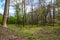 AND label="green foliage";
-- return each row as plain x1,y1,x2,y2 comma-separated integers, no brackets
15,13,23,25
57,11,60,20
55,2,60,7
8,16,15,24
0,14,2,24
37,7,46,15
8,24,60,40
57,10,60,25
